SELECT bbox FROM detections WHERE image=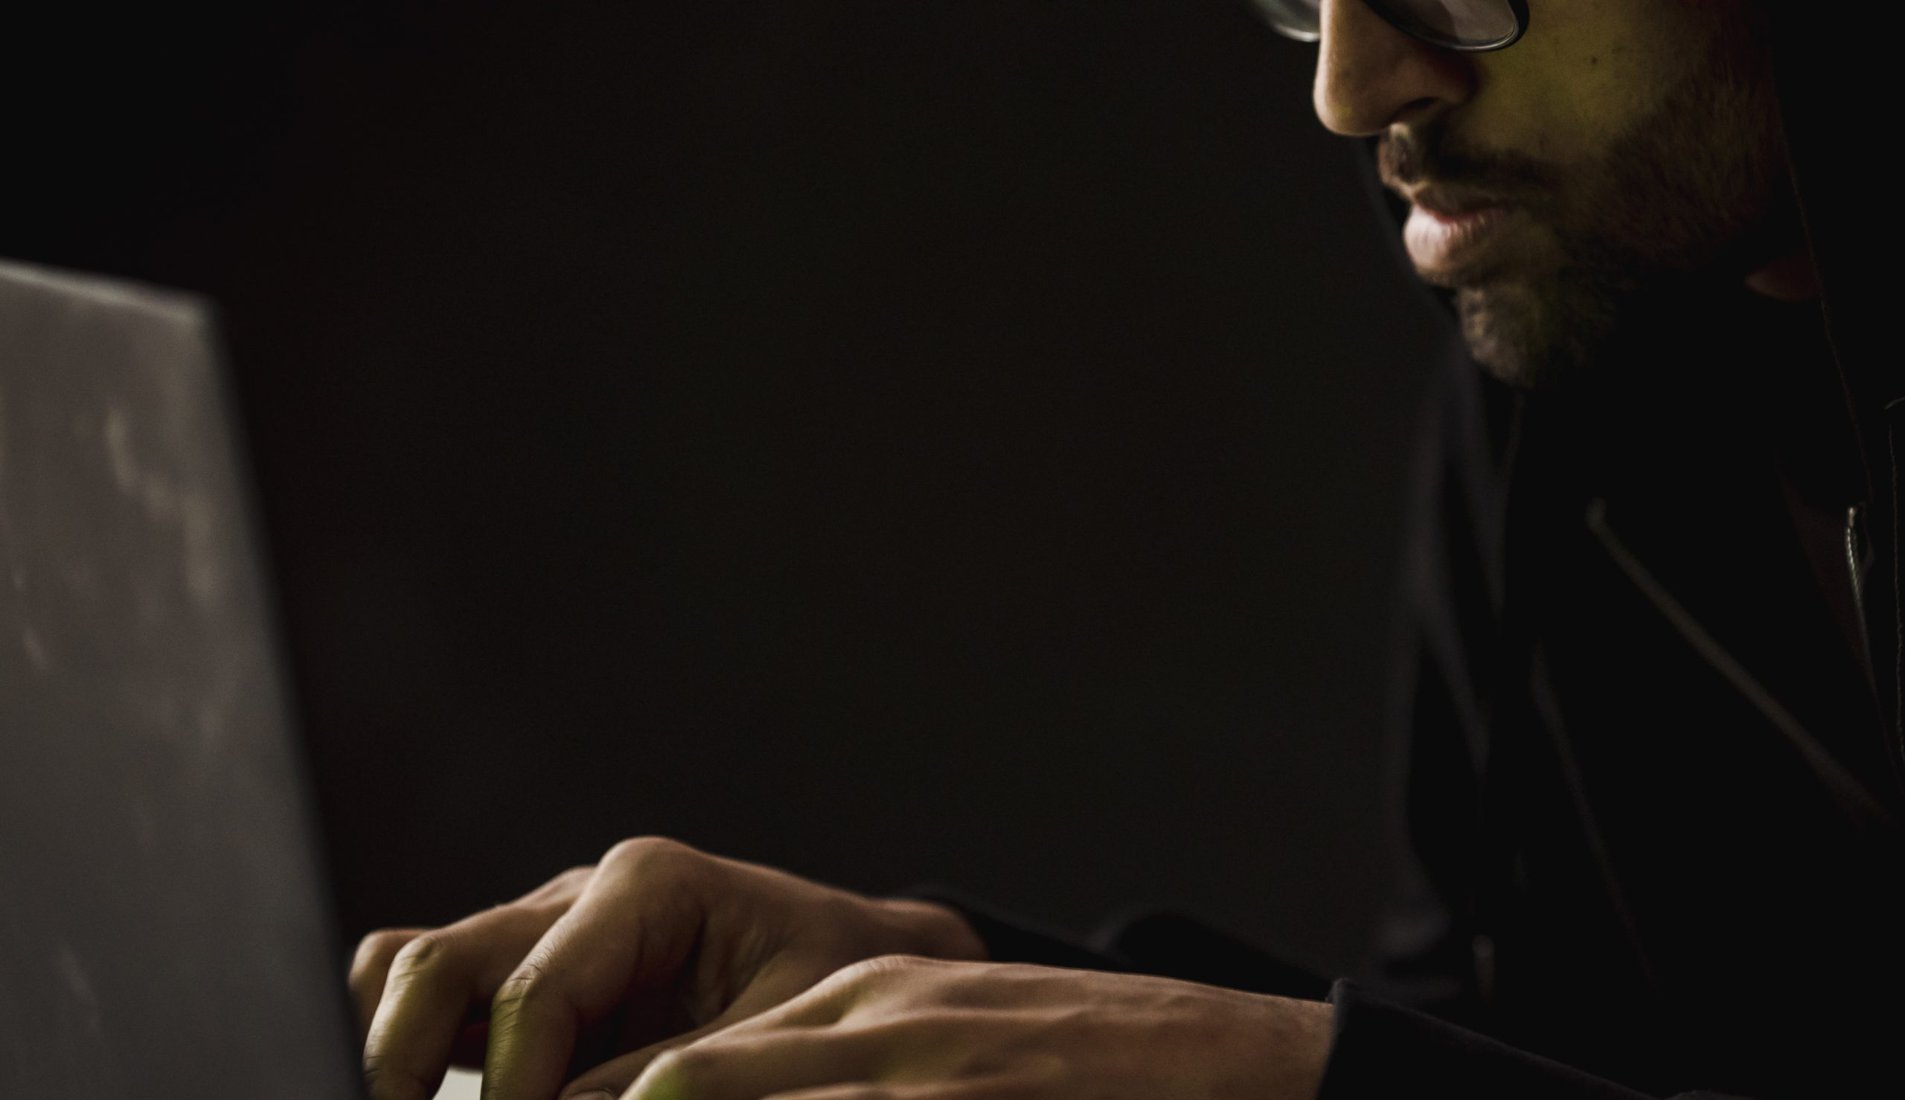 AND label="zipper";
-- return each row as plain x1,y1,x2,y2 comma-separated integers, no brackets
1845,503,1876,680
1845,503,1867,622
